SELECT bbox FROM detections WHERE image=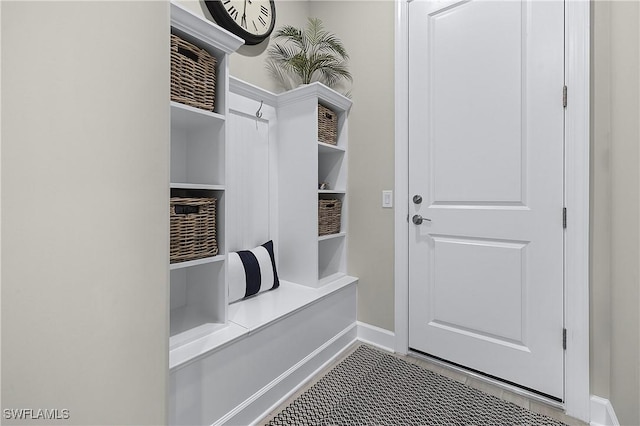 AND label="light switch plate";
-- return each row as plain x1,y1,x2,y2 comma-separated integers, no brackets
382,190,393,208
